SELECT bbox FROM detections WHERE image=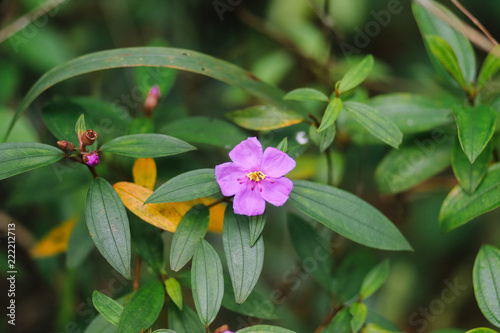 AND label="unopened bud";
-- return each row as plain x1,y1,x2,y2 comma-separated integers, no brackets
57,140,76,152
143,85,161,117
81,129,97,146
83,152,100,166
215,325,233,333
